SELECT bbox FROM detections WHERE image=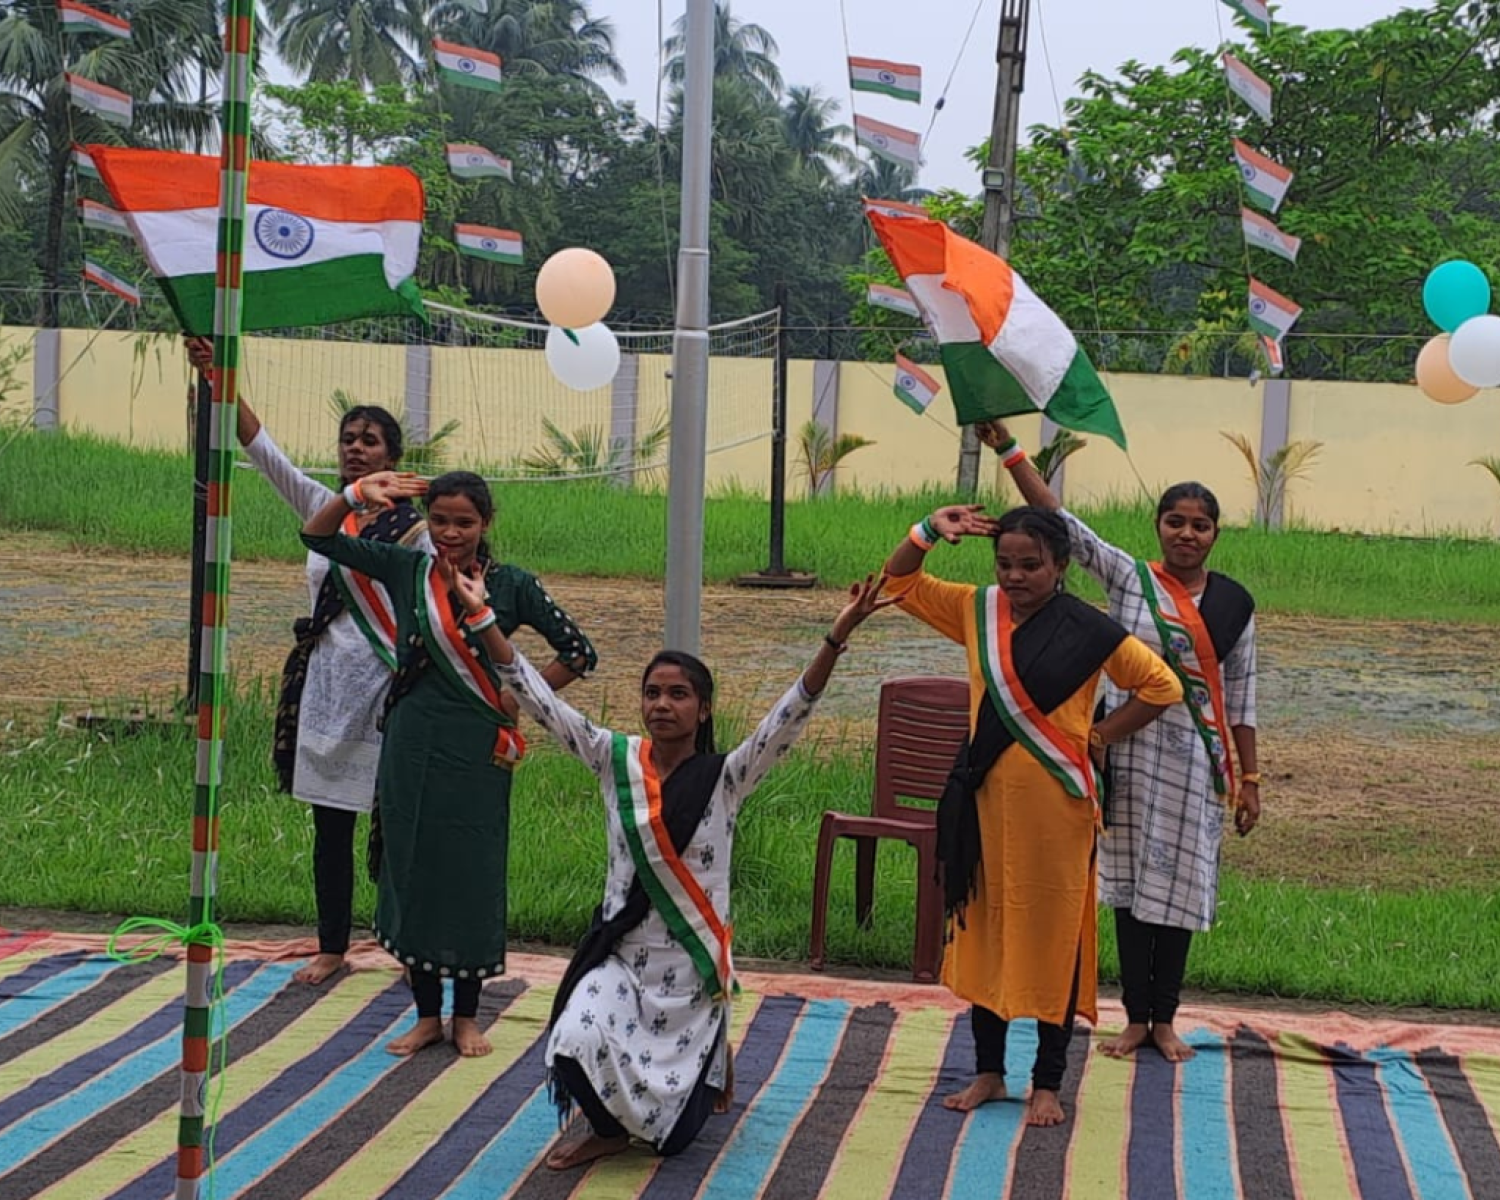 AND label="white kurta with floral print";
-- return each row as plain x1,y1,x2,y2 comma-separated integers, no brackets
495,650,818,1147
